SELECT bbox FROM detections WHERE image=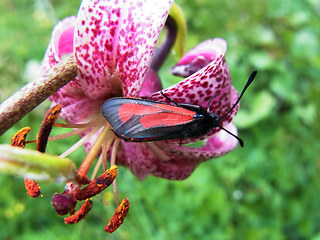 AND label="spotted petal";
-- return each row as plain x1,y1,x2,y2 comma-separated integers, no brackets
117,141,196,180
147,39,238,142
41,16,103,123
154,122,239,164
116,122,238,180
171,38,227,78
74,0,173,99
41,16,77,72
